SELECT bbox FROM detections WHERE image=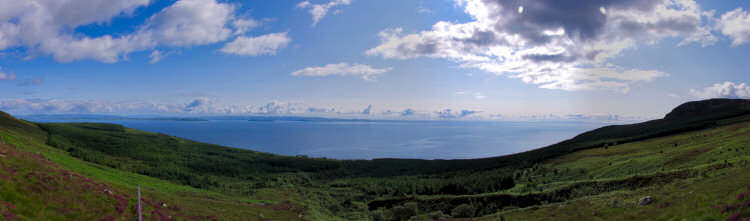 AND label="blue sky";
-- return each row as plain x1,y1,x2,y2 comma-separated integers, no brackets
1,0,749,121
